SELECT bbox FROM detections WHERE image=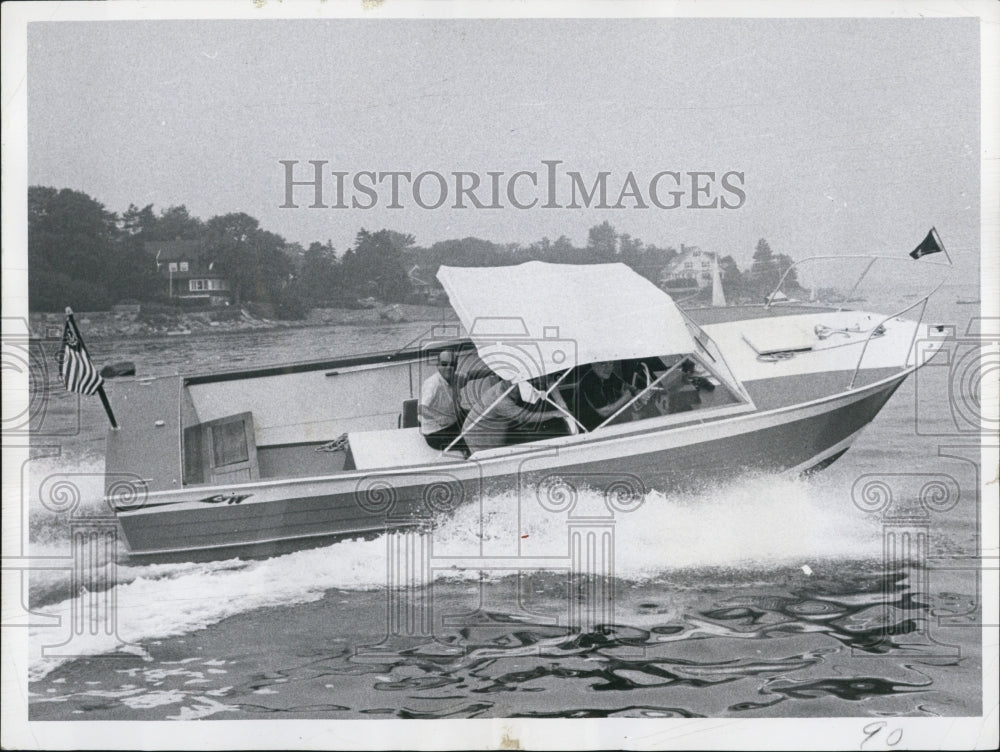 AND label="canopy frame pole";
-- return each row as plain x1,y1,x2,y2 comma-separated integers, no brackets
596,359,686,431
442,382,518,454
538,368,586,433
